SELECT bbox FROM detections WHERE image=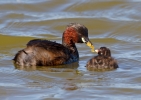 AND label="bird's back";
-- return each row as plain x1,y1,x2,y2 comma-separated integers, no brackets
13,39,78,66
86,56,118,70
